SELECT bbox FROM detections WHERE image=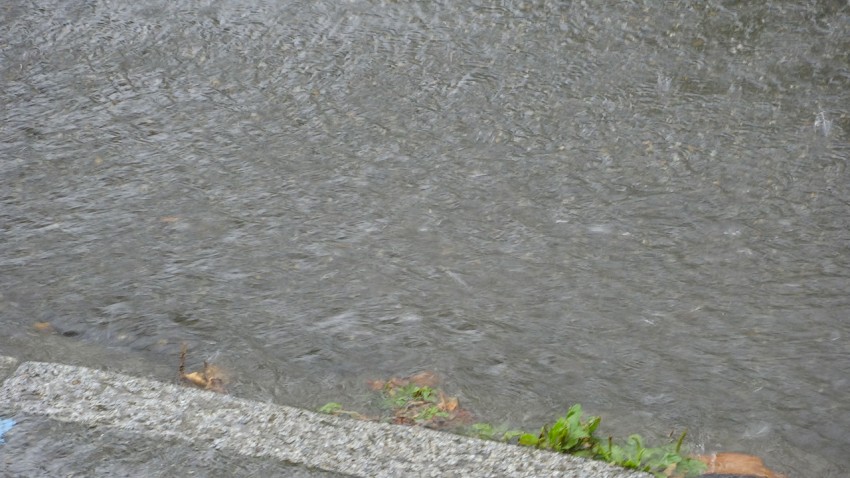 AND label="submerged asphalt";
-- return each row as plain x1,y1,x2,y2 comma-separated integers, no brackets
0,356,651,477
